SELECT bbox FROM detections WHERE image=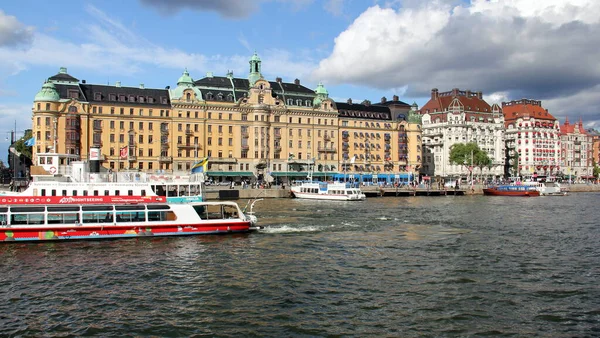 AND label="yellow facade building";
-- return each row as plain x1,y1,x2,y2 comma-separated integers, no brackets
31,54,422,185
